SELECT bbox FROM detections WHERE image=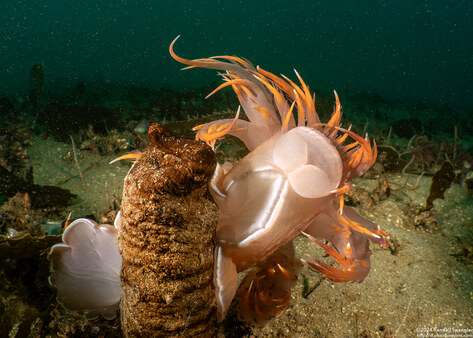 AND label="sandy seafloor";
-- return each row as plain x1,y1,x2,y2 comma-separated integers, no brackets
25,125,473,338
